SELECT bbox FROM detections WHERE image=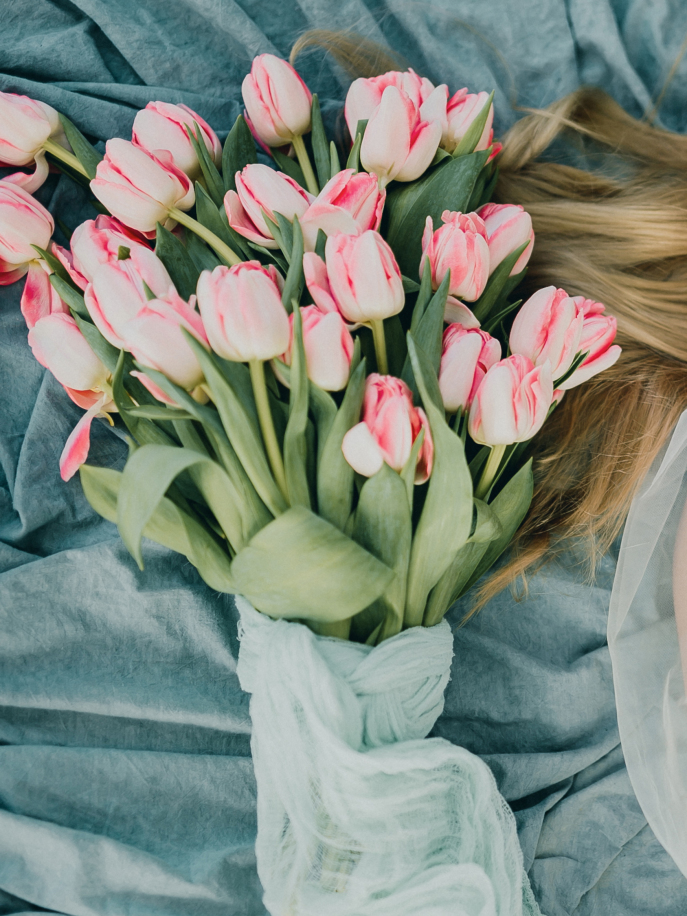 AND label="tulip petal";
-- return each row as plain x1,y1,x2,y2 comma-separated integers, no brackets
341,422,385,478
59,394,108,481
20,260,67,329
3,151,49,194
